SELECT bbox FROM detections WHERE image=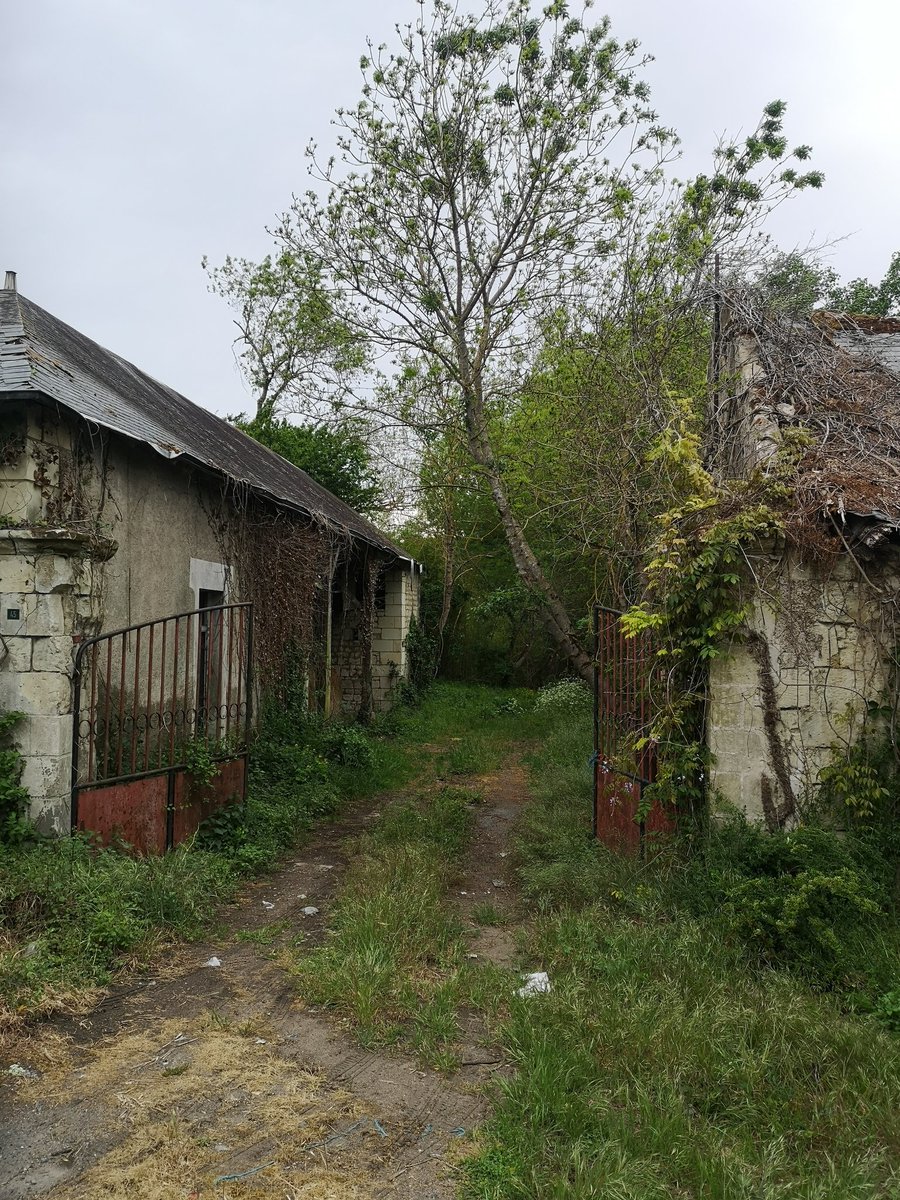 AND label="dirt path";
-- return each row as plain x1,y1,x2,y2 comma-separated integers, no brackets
0,762,530,1200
